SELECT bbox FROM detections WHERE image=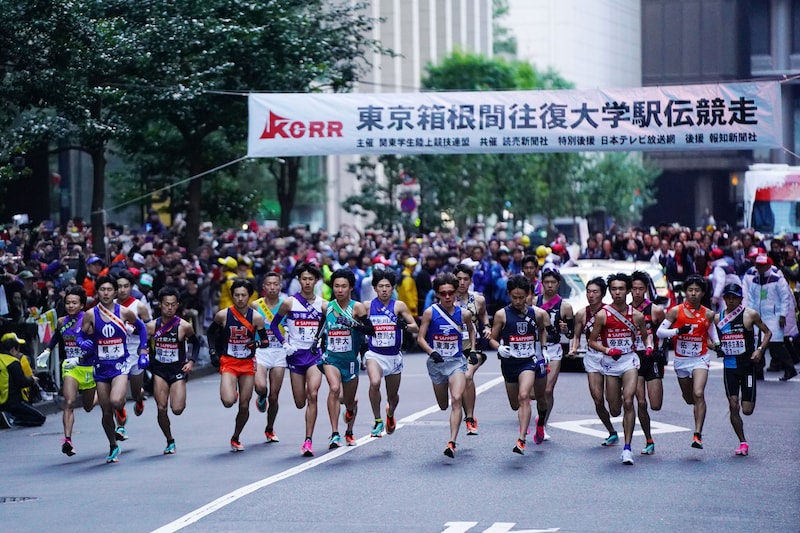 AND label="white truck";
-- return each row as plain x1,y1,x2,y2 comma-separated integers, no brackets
743,164,800,236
